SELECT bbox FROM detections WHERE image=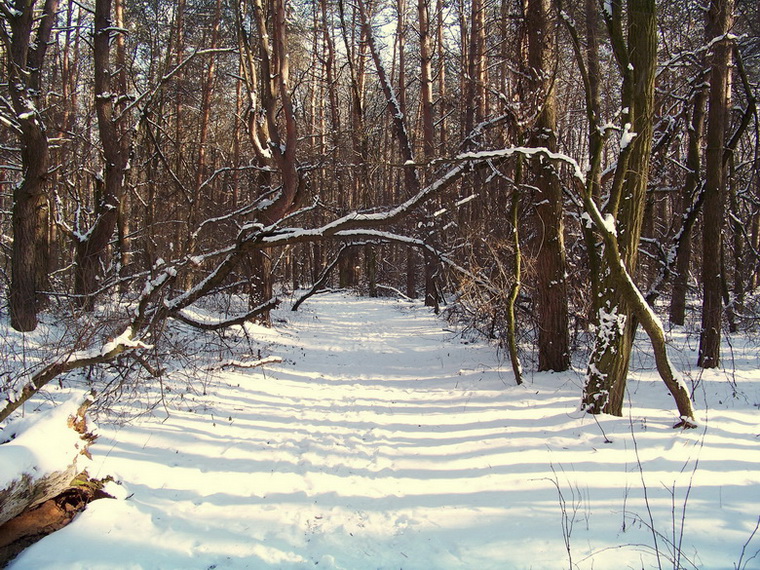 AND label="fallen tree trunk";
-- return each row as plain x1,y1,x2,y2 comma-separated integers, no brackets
0,482,109,567
0,394,96,527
